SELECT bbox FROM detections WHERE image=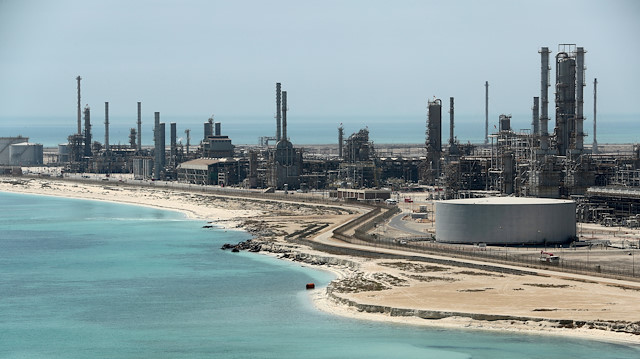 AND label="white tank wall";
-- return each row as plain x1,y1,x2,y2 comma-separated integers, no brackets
436,198,576,244
9,143,43,166
0,137,29,165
